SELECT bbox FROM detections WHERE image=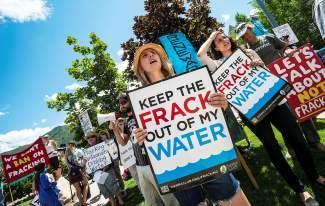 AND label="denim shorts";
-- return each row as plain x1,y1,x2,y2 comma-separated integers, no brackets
202,173,240,203
174,173,240,206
